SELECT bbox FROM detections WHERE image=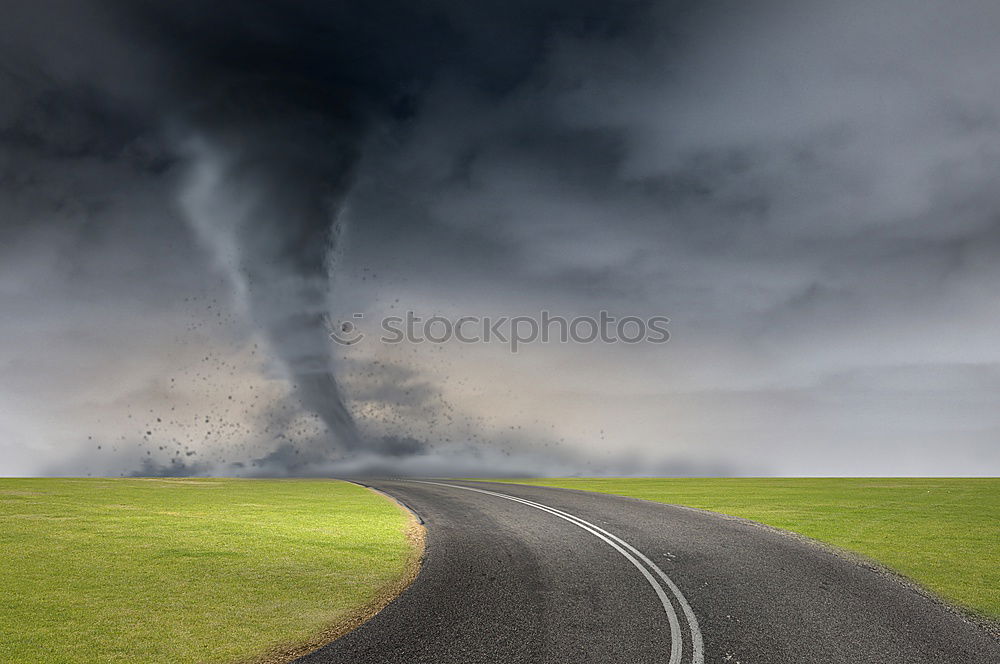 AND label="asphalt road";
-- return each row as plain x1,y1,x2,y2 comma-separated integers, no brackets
297,480,998,664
